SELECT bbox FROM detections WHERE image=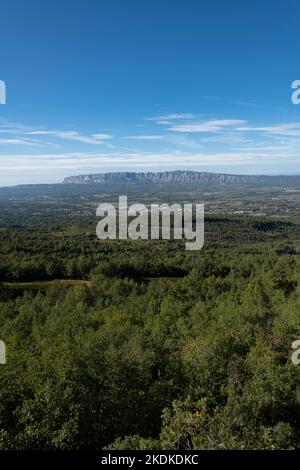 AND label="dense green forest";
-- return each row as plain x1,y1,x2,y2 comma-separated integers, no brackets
1,182,300,450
